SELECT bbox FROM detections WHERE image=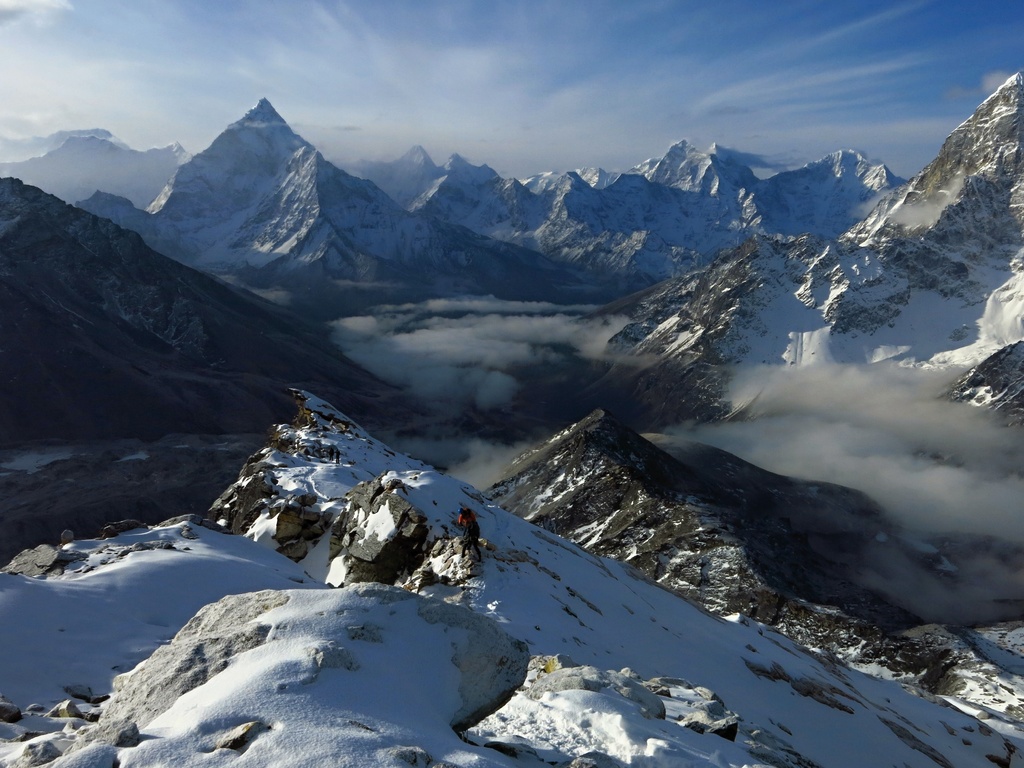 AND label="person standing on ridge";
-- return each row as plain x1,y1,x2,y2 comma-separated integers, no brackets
456,504,482,559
